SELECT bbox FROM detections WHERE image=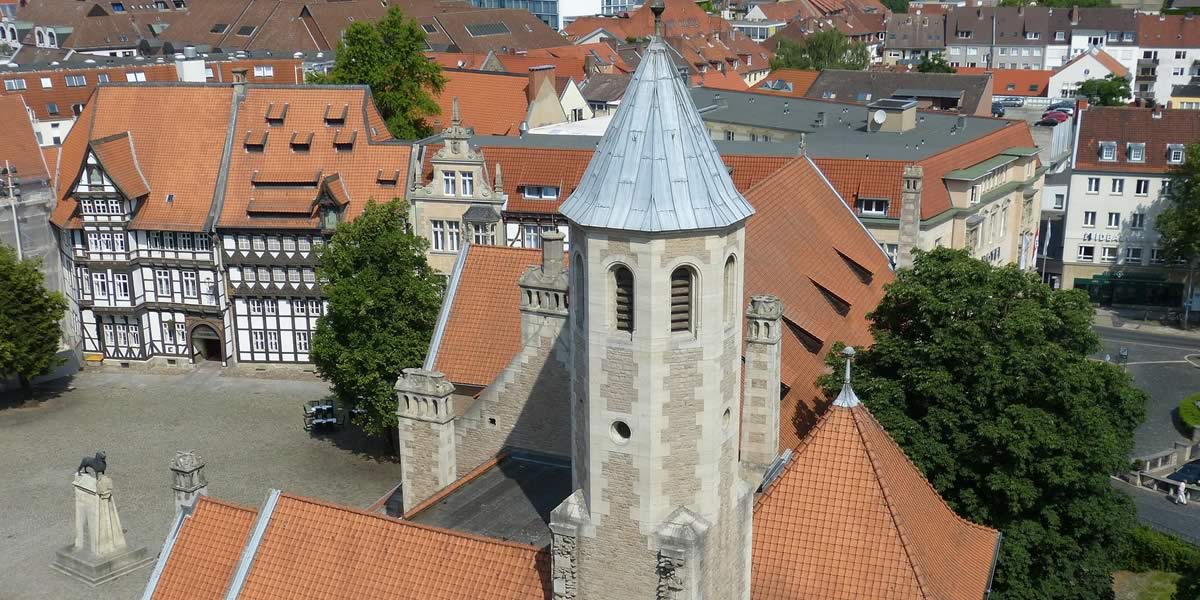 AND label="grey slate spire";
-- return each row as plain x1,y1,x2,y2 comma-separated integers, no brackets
833,346,861,408
558,39,755,233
